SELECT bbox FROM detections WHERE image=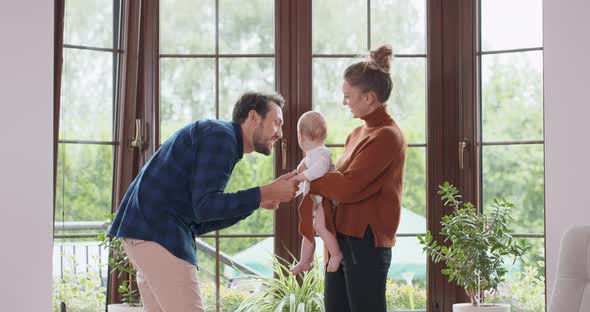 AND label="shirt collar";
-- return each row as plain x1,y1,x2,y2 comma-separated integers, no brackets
231,121,244,160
